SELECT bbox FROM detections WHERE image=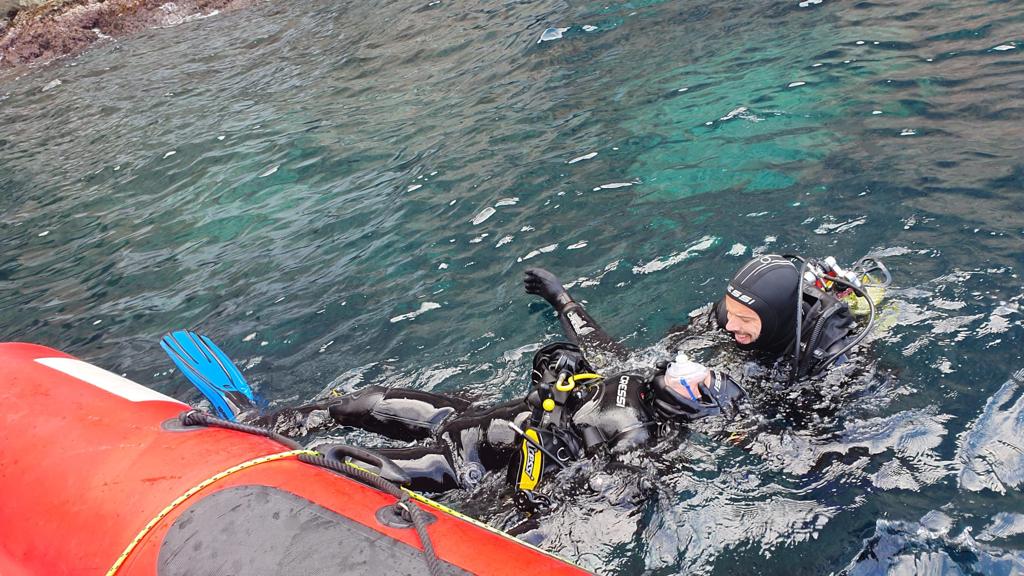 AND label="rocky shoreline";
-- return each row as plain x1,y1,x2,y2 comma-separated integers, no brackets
1,0,251,69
